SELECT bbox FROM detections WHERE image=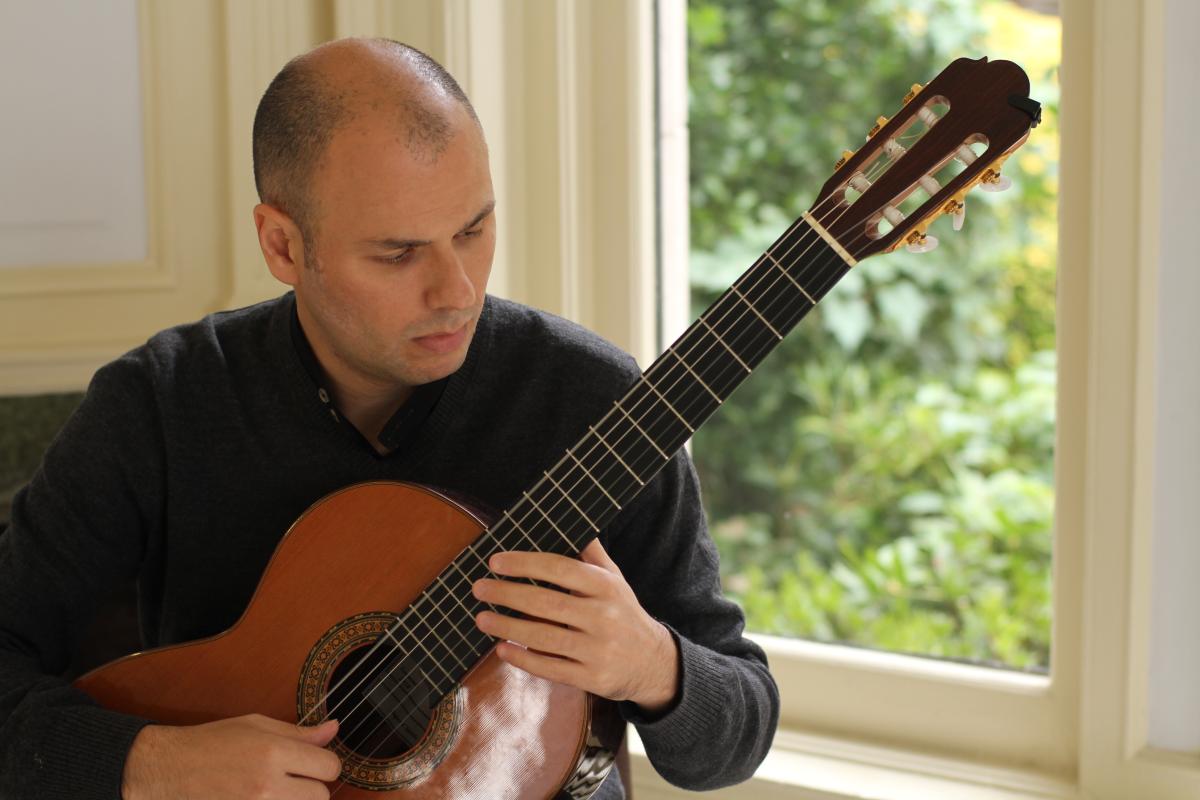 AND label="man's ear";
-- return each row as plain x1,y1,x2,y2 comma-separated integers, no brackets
254,203,306,286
